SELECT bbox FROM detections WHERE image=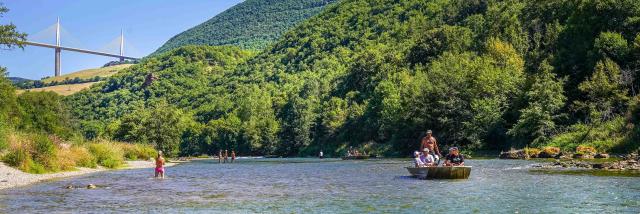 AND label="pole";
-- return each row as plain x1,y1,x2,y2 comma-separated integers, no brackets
119,29,125,62
55,17,61,77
